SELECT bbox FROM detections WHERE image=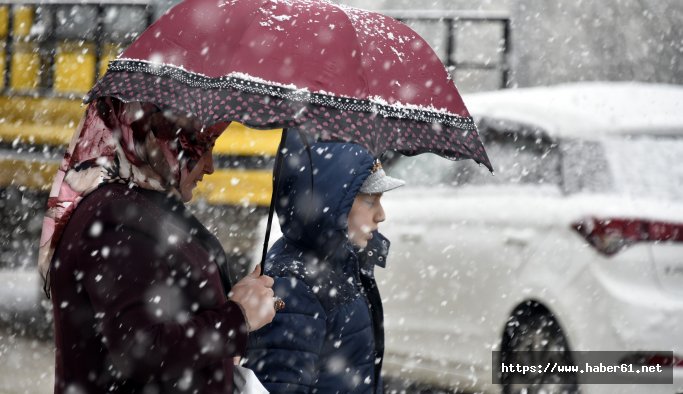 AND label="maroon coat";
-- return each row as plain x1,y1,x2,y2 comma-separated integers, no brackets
49,183,248,393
